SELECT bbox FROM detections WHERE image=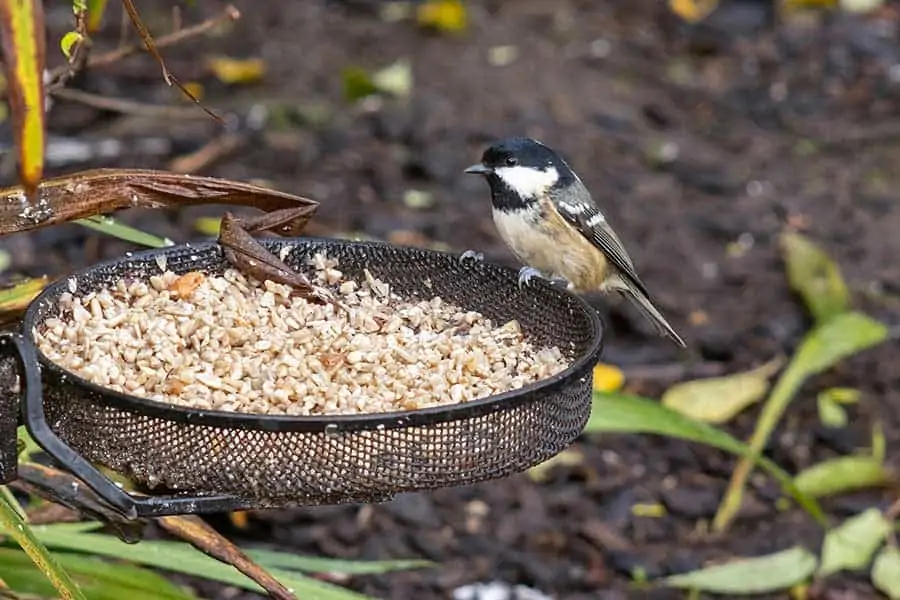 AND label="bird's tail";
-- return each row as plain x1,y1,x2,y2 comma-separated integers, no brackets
608,275,686,348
